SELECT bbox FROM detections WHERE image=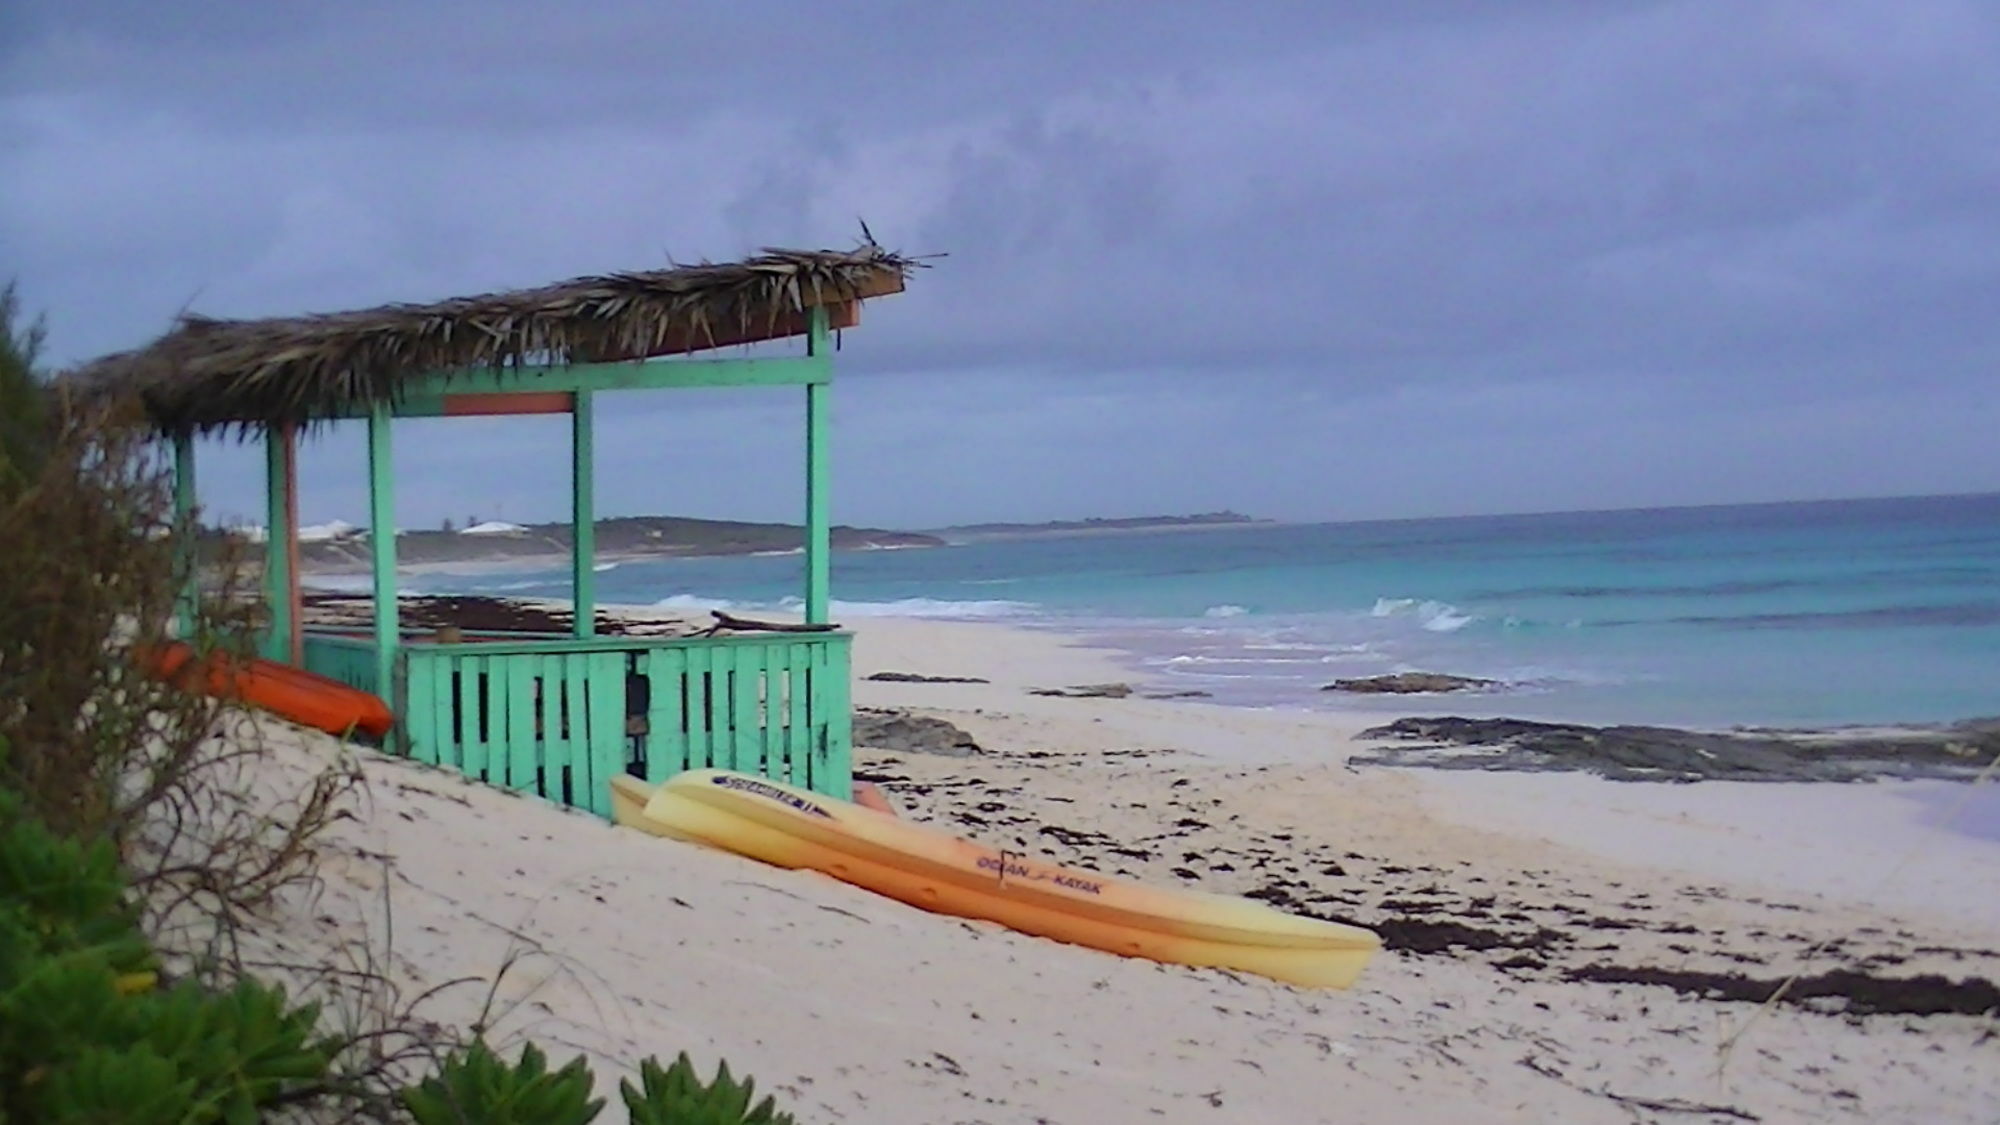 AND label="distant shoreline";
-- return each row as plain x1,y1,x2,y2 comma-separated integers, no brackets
932,513,1274,542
